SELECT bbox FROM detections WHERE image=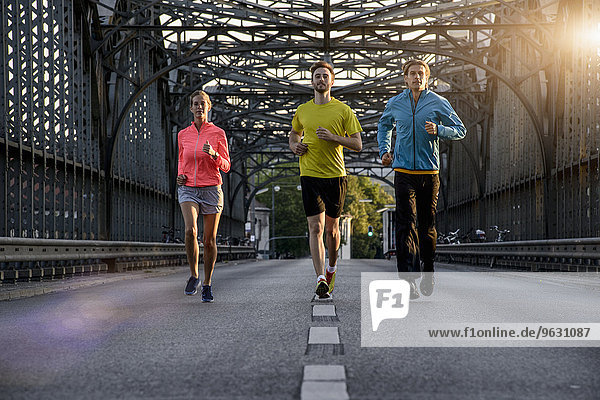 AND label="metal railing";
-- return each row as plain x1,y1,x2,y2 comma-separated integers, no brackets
436,238,600,272
0,238,256,283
